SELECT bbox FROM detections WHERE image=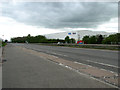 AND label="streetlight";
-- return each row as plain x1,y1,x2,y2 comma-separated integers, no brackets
78,34,80,41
